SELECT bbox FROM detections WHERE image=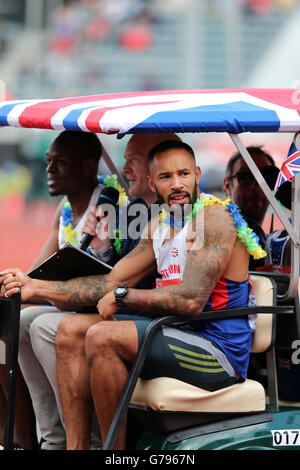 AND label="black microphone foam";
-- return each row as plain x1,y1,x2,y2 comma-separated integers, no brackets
79,186,119,251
